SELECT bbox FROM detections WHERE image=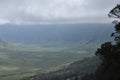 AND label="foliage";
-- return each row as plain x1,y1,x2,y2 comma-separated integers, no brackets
96,3,120,63
93,3,120,80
